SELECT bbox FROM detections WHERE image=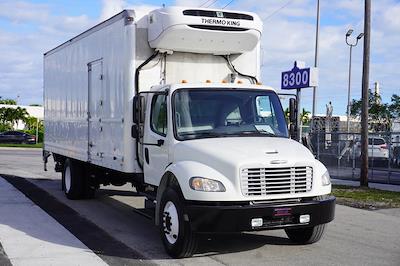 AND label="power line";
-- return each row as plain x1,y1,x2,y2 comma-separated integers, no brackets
262,0,295,21
222,0,235,9
199,0,213,7
206,0,220,8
